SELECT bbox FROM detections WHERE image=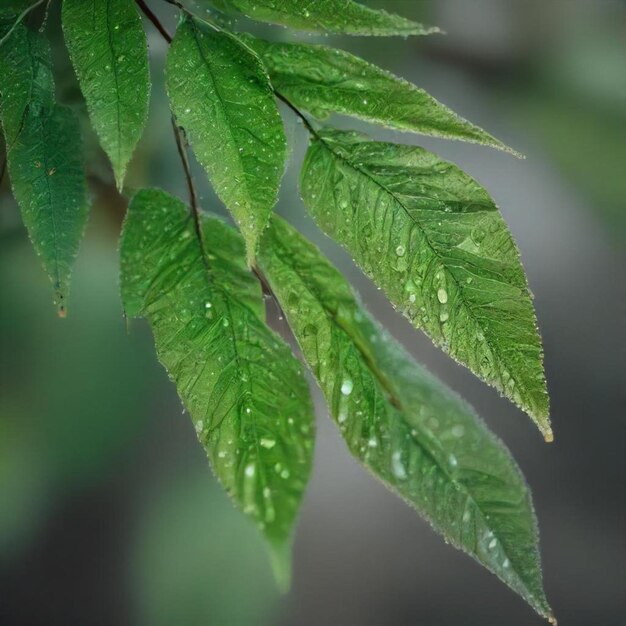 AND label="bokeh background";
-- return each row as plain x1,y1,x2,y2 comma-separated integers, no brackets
1,1,624,625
